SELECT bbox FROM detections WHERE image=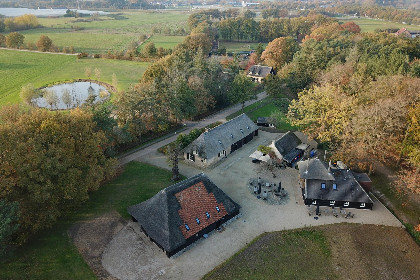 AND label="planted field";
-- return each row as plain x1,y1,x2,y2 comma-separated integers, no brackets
337,17,411,32
0,49,150,105
0,161,175,280
204,224,420,280
20,11,189,53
